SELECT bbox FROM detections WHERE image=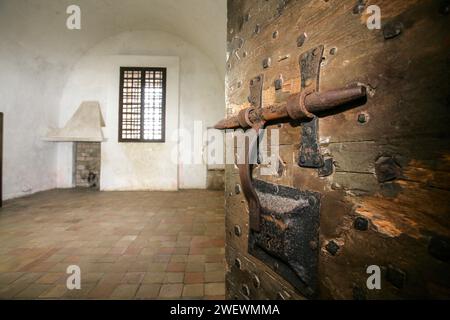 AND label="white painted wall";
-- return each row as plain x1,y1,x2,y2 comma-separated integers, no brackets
57,31,224,190
0,1,226,199
58,55,180,191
